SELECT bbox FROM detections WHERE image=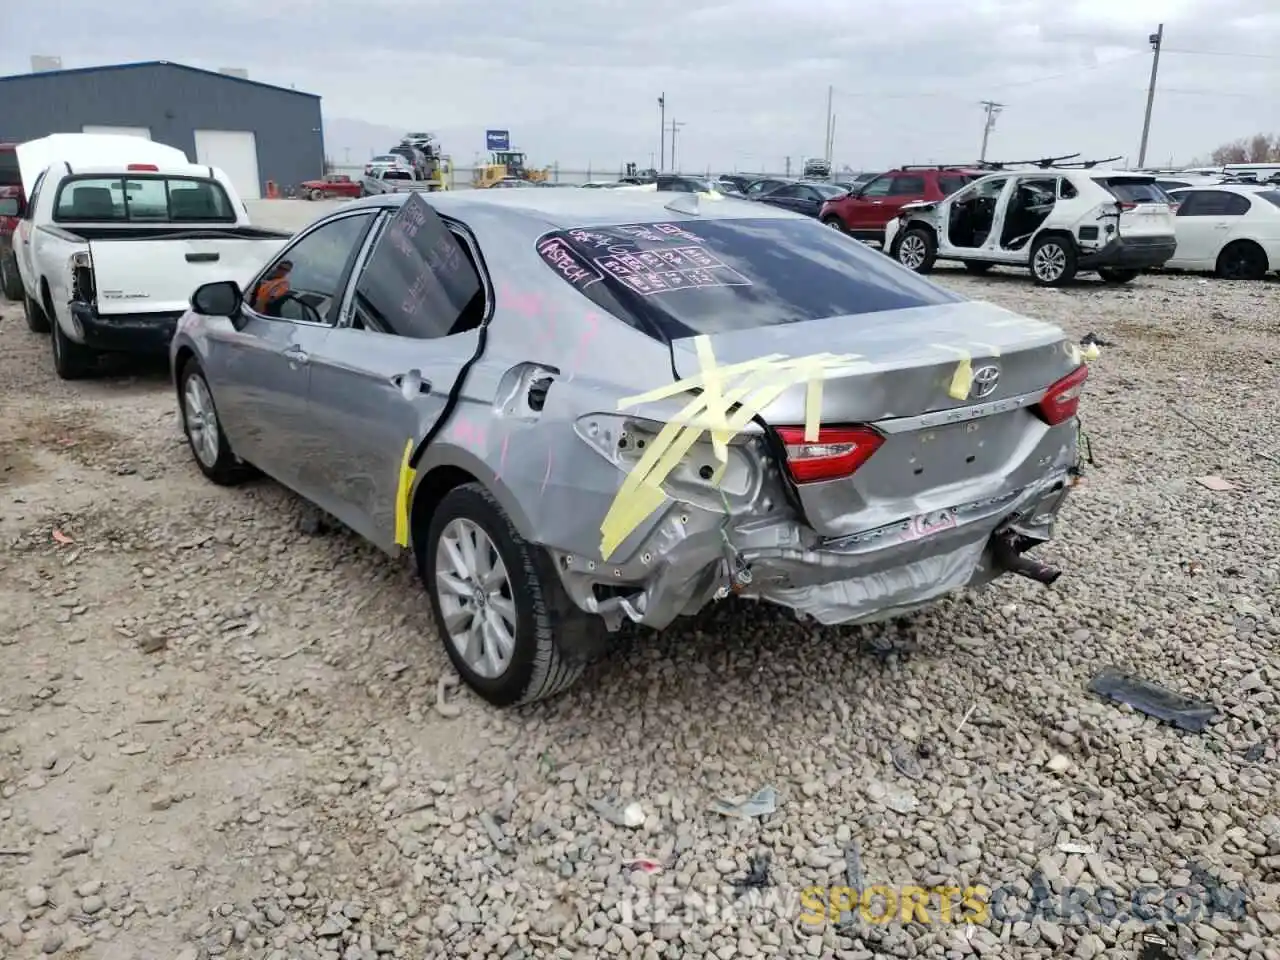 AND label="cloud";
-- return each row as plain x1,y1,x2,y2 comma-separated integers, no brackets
3,0,1278,172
